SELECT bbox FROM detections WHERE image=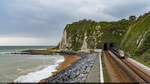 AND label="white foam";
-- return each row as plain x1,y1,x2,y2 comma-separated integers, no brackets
14,57,65,83
56,58,65,64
